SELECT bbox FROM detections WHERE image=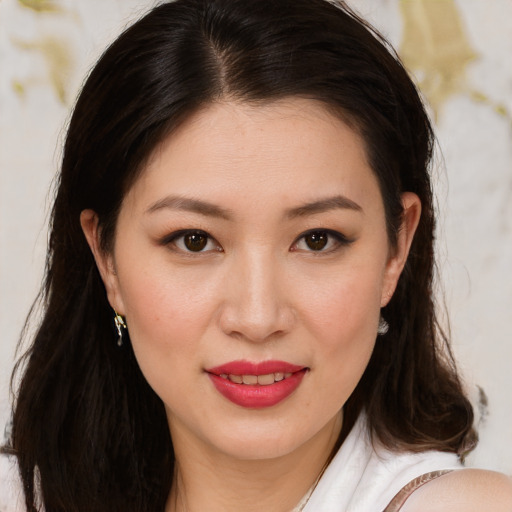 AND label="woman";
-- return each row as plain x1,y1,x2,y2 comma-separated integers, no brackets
2,0,511,510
